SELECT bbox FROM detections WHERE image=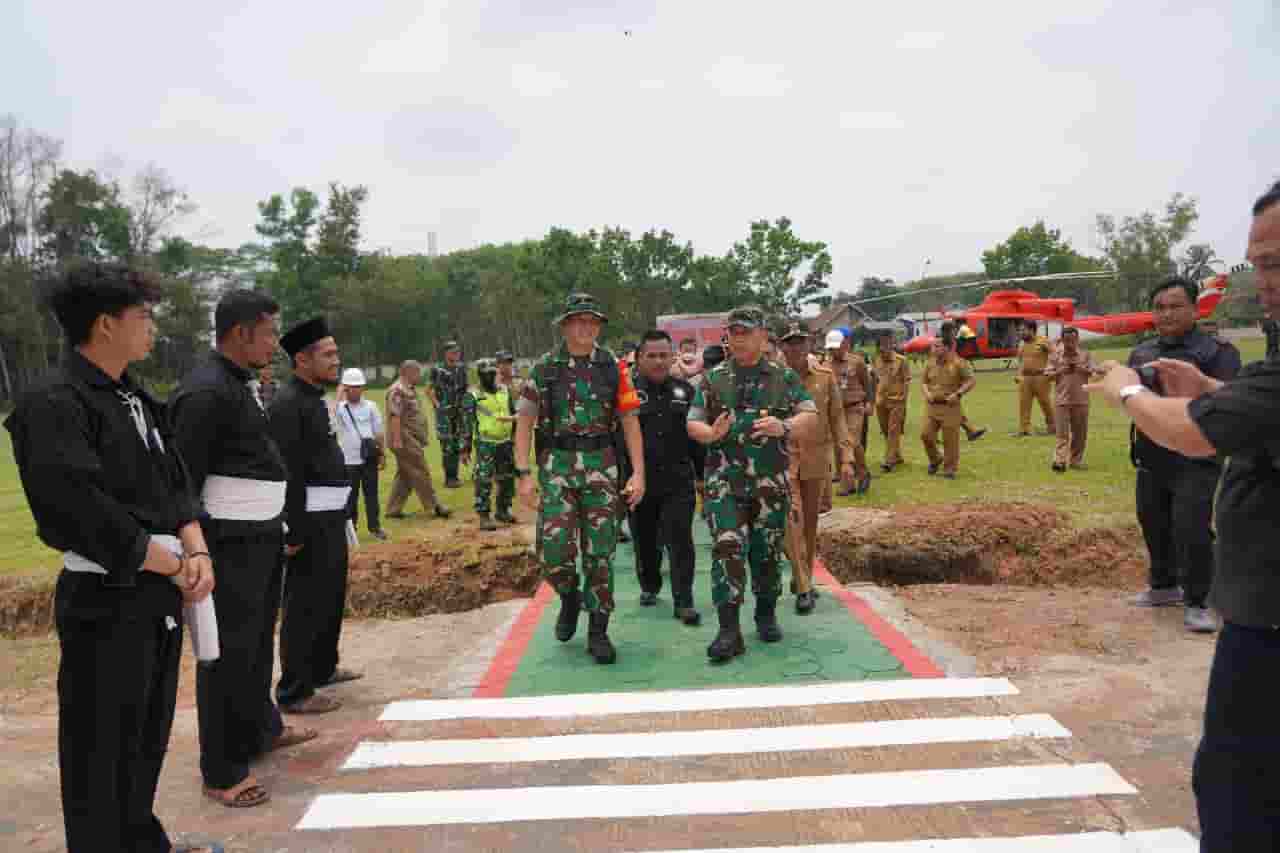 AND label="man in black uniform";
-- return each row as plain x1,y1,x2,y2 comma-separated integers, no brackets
171,290,317,808
1126,276,1241,633
4,263,218,853
1088,179,1280,852
271,317,360,714
627,330,705,625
